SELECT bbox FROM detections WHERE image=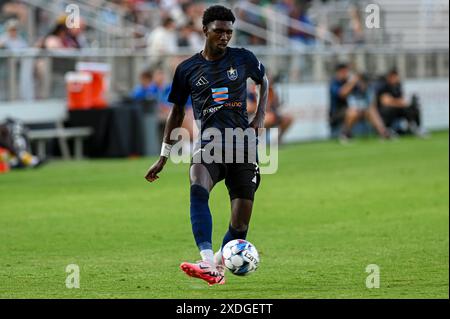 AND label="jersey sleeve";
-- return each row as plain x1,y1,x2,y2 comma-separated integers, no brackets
167,64,190,106
245,49,265,84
